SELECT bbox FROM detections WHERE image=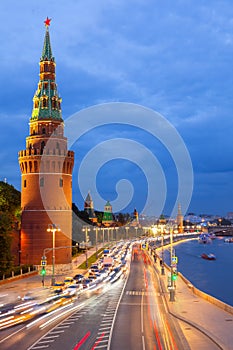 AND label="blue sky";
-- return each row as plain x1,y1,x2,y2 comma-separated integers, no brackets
0,0,233,216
